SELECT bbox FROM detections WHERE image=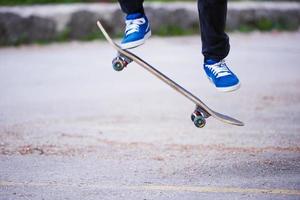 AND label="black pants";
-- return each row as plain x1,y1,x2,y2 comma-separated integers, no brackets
118,0,229,61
